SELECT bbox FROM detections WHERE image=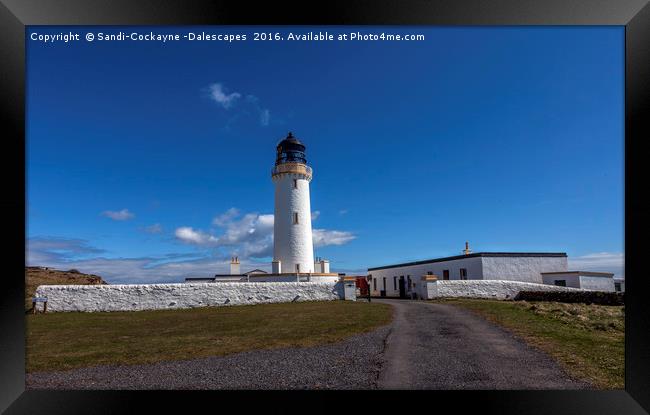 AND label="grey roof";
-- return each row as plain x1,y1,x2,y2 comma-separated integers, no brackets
368,252,567,271
244,269,268,275
541,271,615,277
